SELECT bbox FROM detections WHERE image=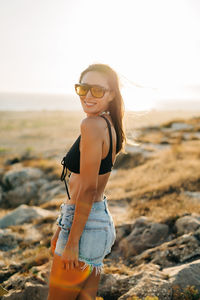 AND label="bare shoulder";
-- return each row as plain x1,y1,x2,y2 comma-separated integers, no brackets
80,116,106,135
